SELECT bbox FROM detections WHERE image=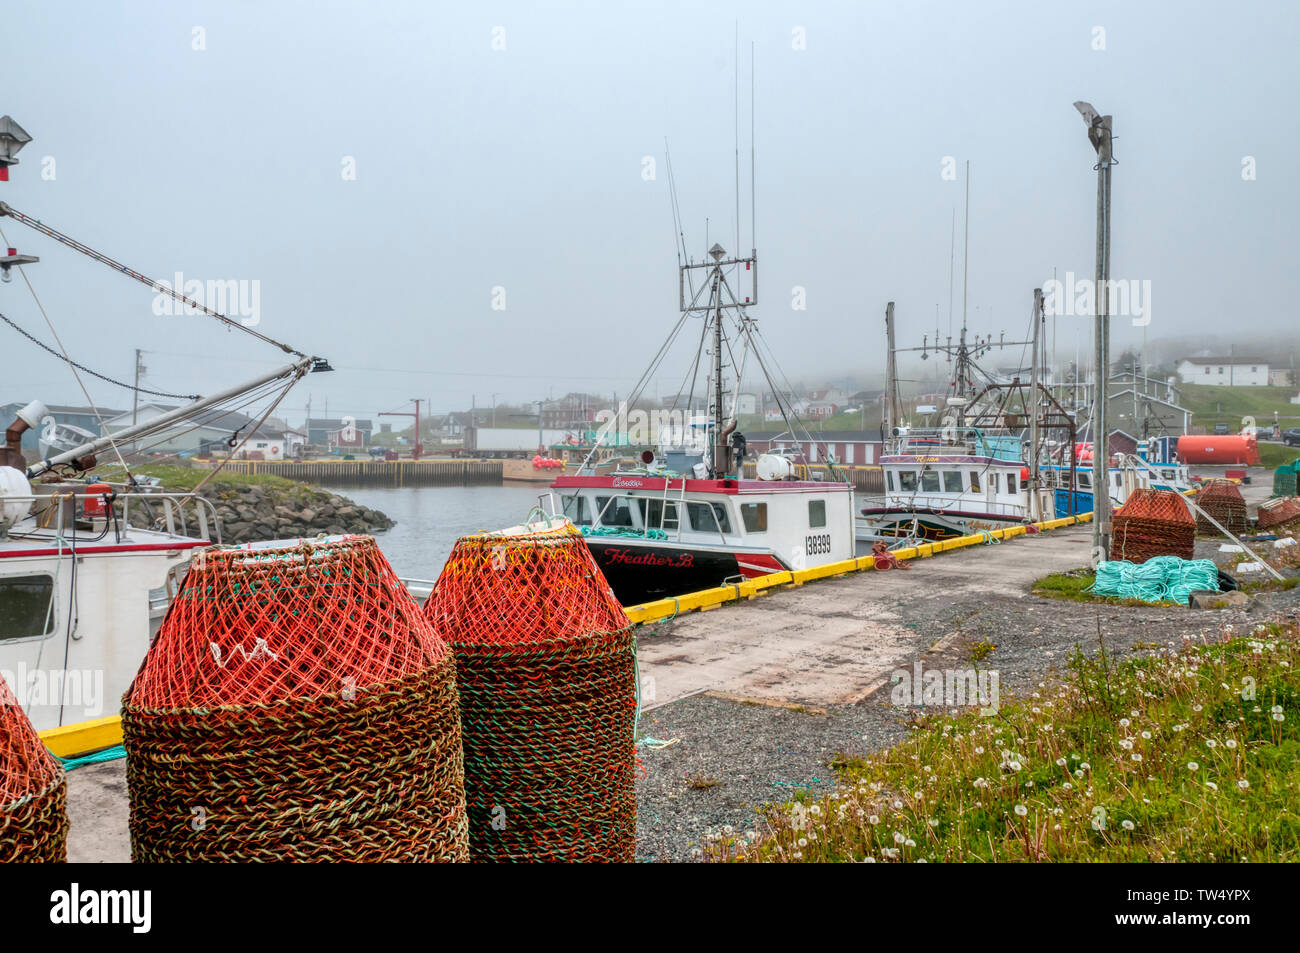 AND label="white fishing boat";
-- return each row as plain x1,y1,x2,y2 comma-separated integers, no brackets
542,243,855,605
